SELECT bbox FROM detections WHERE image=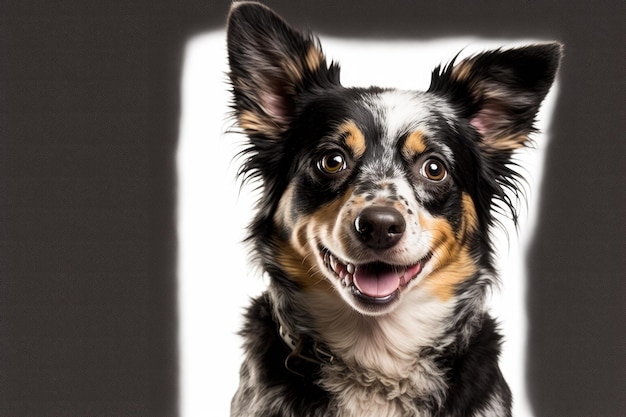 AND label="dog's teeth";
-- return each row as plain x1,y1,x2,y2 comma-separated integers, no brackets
346,263,355,274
